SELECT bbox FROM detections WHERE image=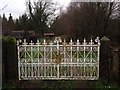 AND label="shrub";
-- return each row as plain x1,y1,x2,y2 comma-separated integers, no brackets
2,36,16,44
